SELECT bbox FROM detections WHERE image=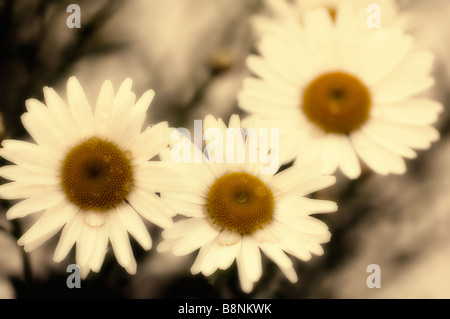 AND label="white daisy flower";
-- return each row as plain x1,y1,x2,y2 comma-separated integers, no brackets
252,0,408,38
239,6,443,179
157,114,337,293
0,76,177,277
